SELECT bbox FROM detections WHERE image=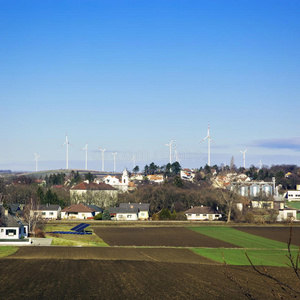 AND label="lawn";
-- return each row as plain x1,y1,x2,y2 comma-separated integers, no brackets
191,248,299,266
0,246,18,257
189,227,297,249
44,224,108,247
